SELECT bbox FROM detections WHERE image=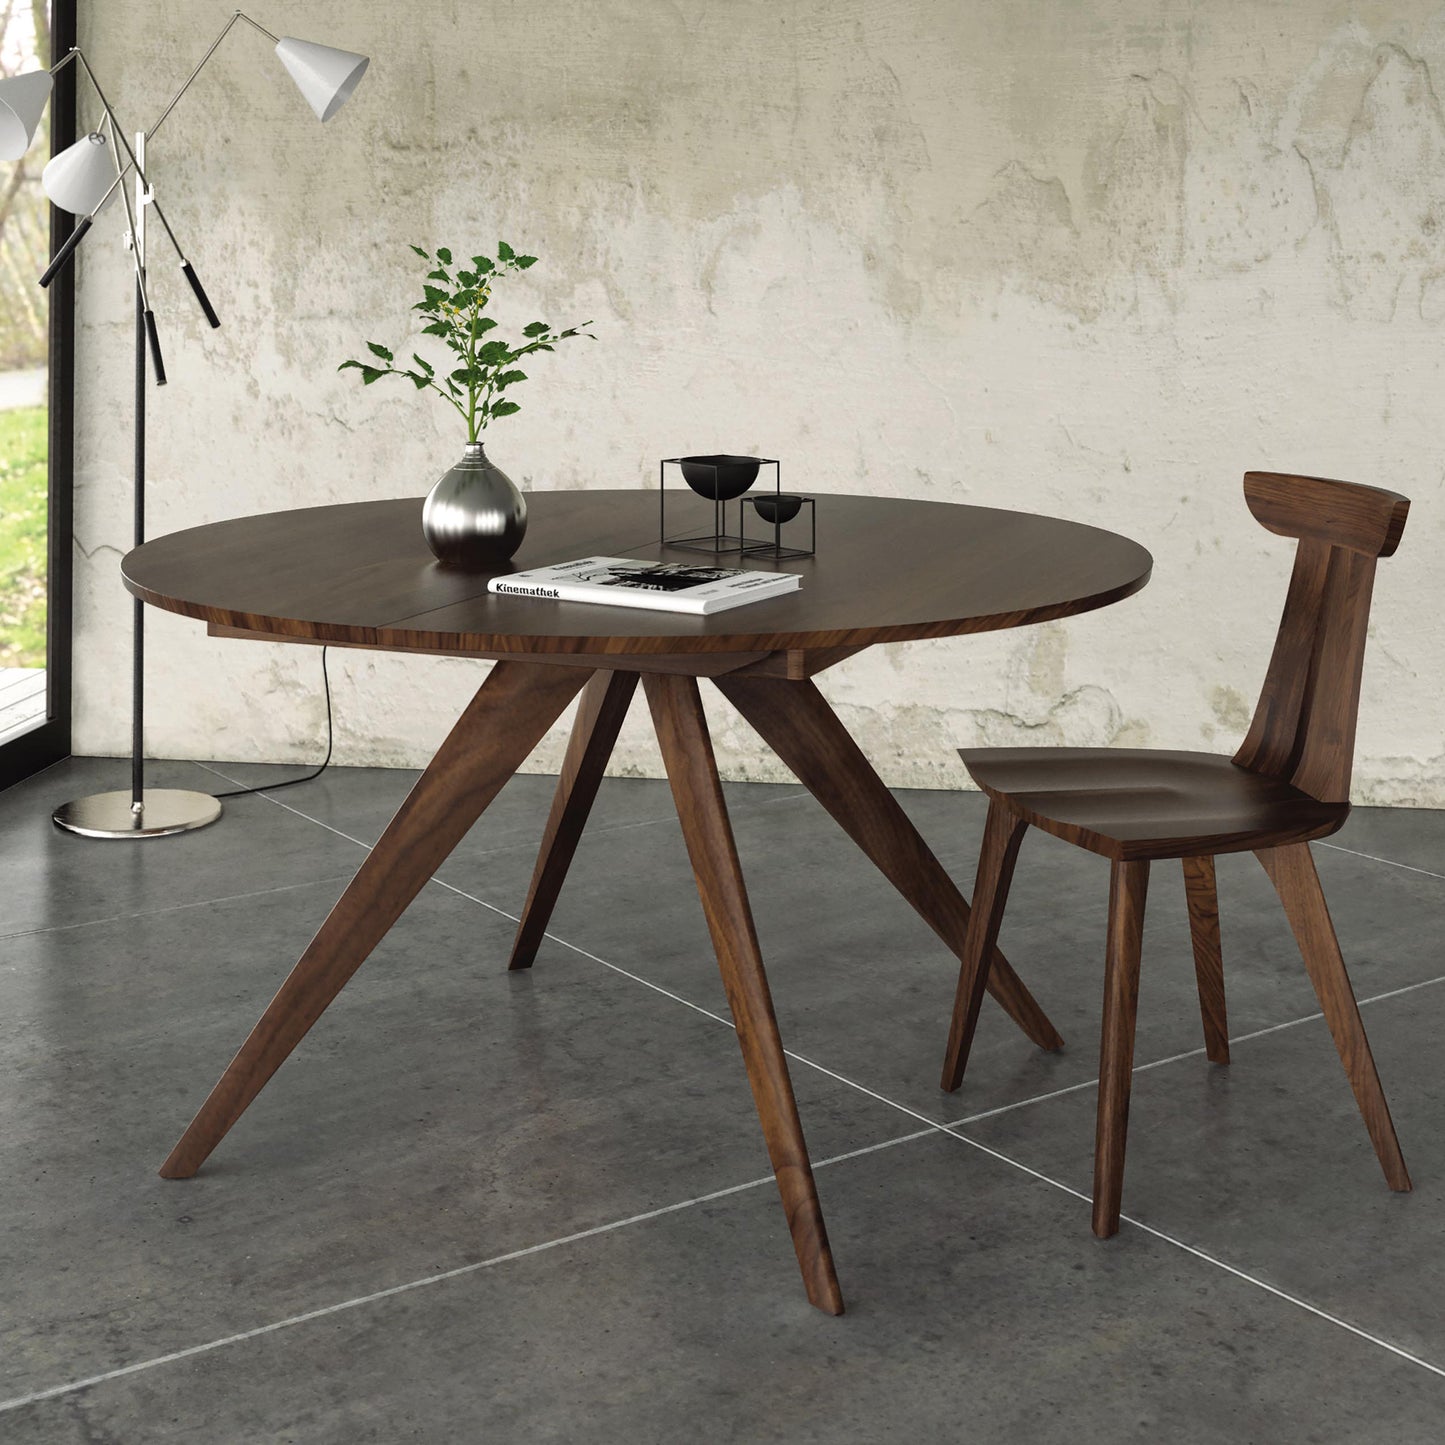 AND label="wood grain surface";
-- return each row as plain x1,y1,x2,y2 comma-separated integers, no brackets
160,661,592,1181
644,672,845,1314
122,492,1152,657
938,471,1413,1237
